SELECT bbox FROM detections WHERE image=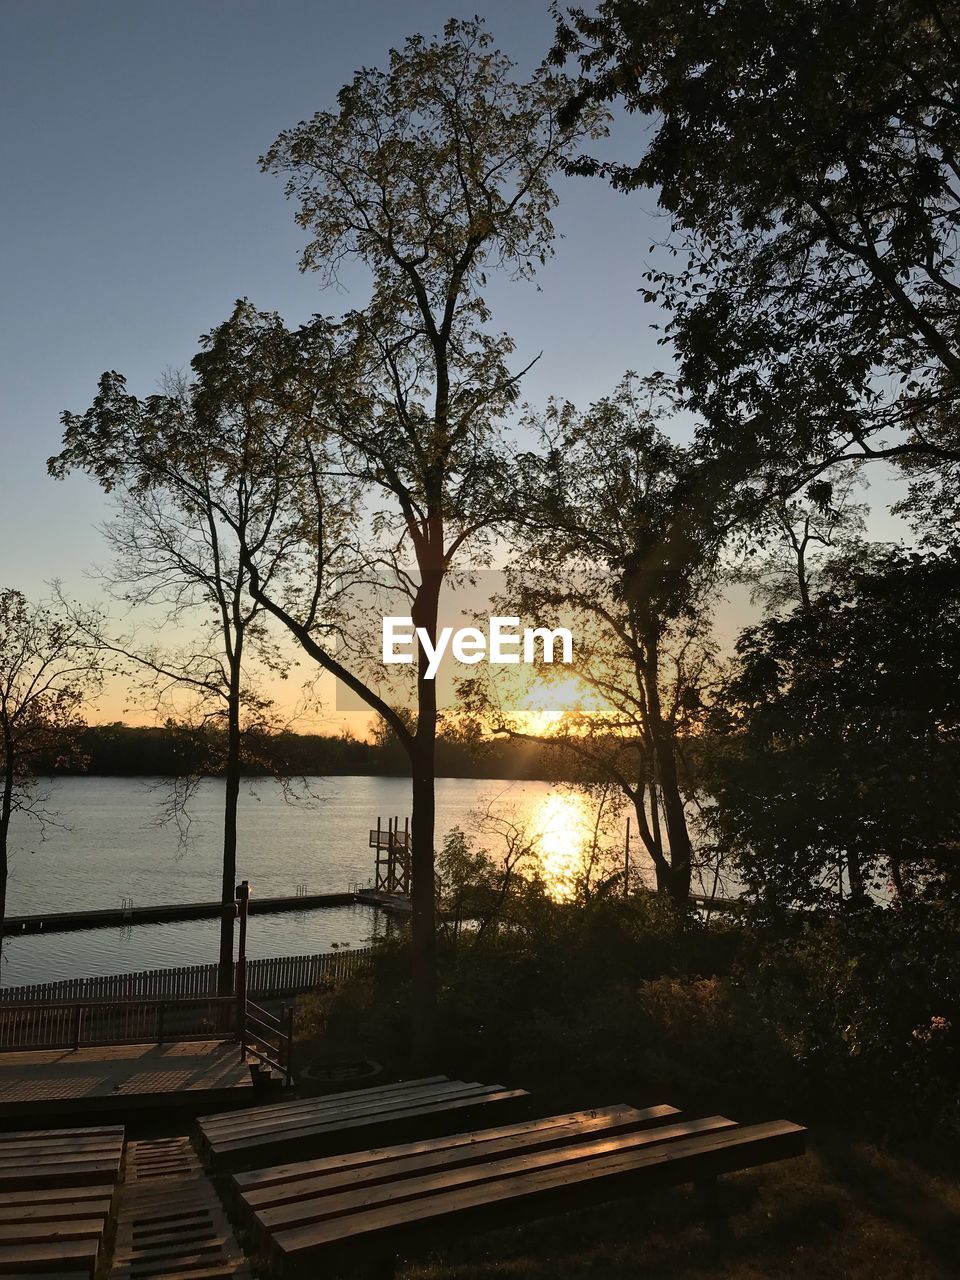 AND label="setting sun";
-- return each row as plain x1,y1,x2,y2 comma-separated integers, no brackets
516,675,600,735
